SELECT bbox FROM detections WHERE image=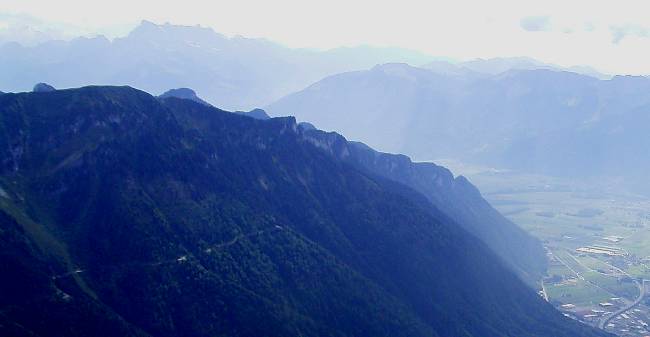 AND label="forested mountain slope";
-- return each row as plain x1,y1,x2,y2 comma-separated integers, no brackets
0,87,609,337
